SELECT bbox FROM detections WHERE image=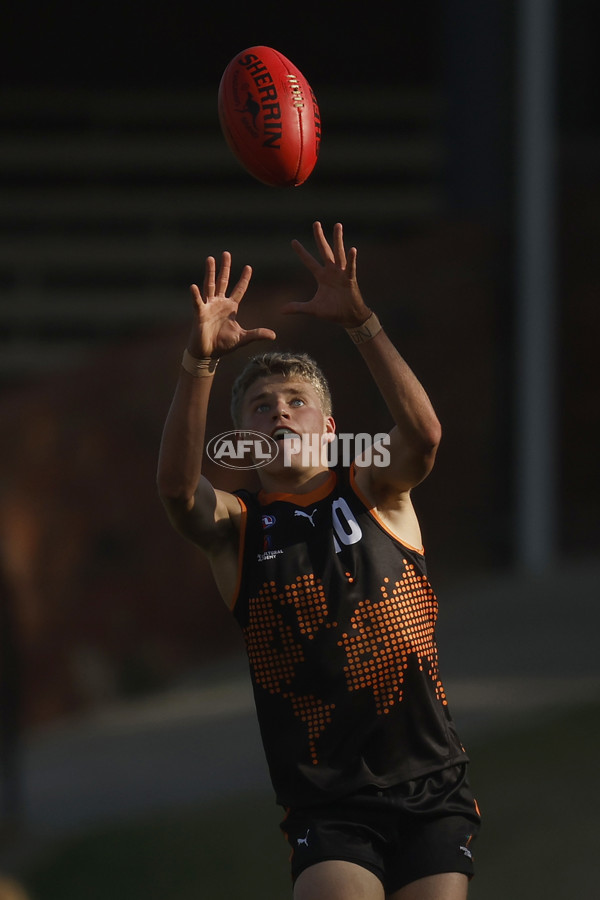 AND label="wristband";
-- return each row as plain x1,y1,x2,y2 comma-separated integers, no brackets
181,348,220,377
345,311,382,344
